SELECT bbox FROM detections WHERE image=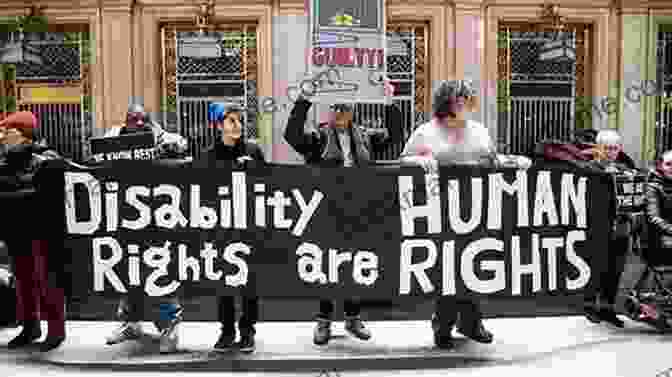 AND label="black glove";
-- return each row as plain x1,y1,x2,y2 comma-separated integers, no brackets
5,144,34,170
235,156,254,168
